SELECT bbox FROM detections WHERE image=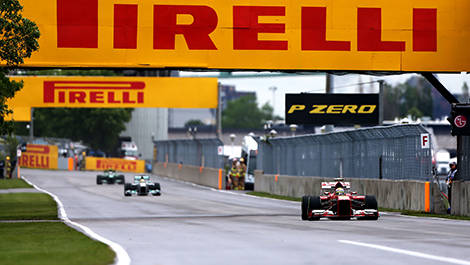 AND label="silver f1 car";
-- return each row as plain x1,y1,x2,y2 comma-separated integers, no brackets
97,169,125,185
301,178,379,220
124,175,161,196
